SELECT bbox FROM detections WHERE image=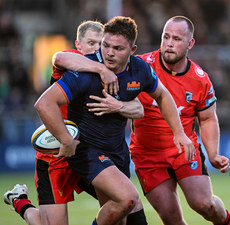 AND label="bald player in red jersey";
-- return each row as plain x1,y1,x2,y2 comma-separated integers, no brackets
130,16,230,225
